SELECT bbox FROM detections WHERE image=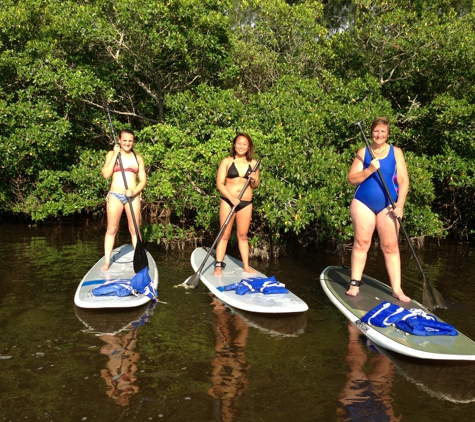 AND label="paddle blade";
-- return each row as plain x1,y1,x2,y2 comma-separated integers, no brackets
133,240,149,274
422,279,447,311
185,272,201,287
